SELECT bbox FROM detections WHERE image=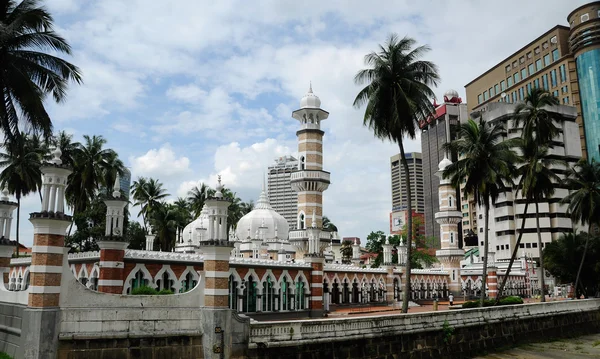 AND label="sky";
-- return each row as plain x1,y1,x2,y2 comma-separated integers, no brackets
11,0,587,247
